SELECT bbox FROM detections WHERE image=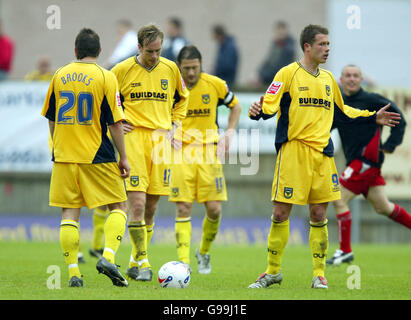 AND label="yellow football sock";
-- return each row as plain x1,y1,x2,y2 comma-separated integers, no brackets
175,217,192,264
92,207,109,250
265,218,289,275
60,219,81,279
102,209,127,264
309,219,328,278
128,221,150,269
199,215,220,255
146,222,155,246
